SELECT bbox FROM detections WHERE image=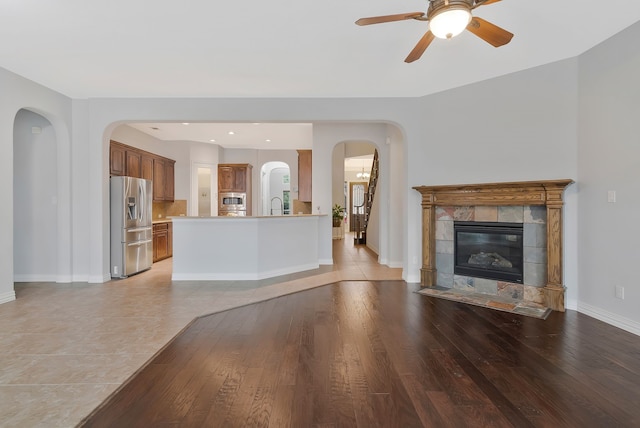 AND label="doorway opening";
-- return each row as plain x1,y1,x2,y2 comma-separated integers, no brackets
13,109,58,281
191,162,216,217
261,162,291,216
